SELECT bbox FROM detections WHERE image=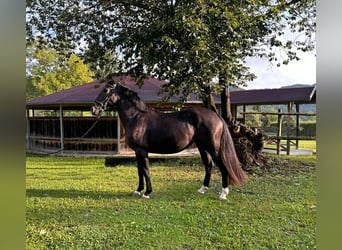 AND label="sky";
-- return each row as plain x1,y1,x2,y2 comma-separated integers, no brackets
244,49,316,90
